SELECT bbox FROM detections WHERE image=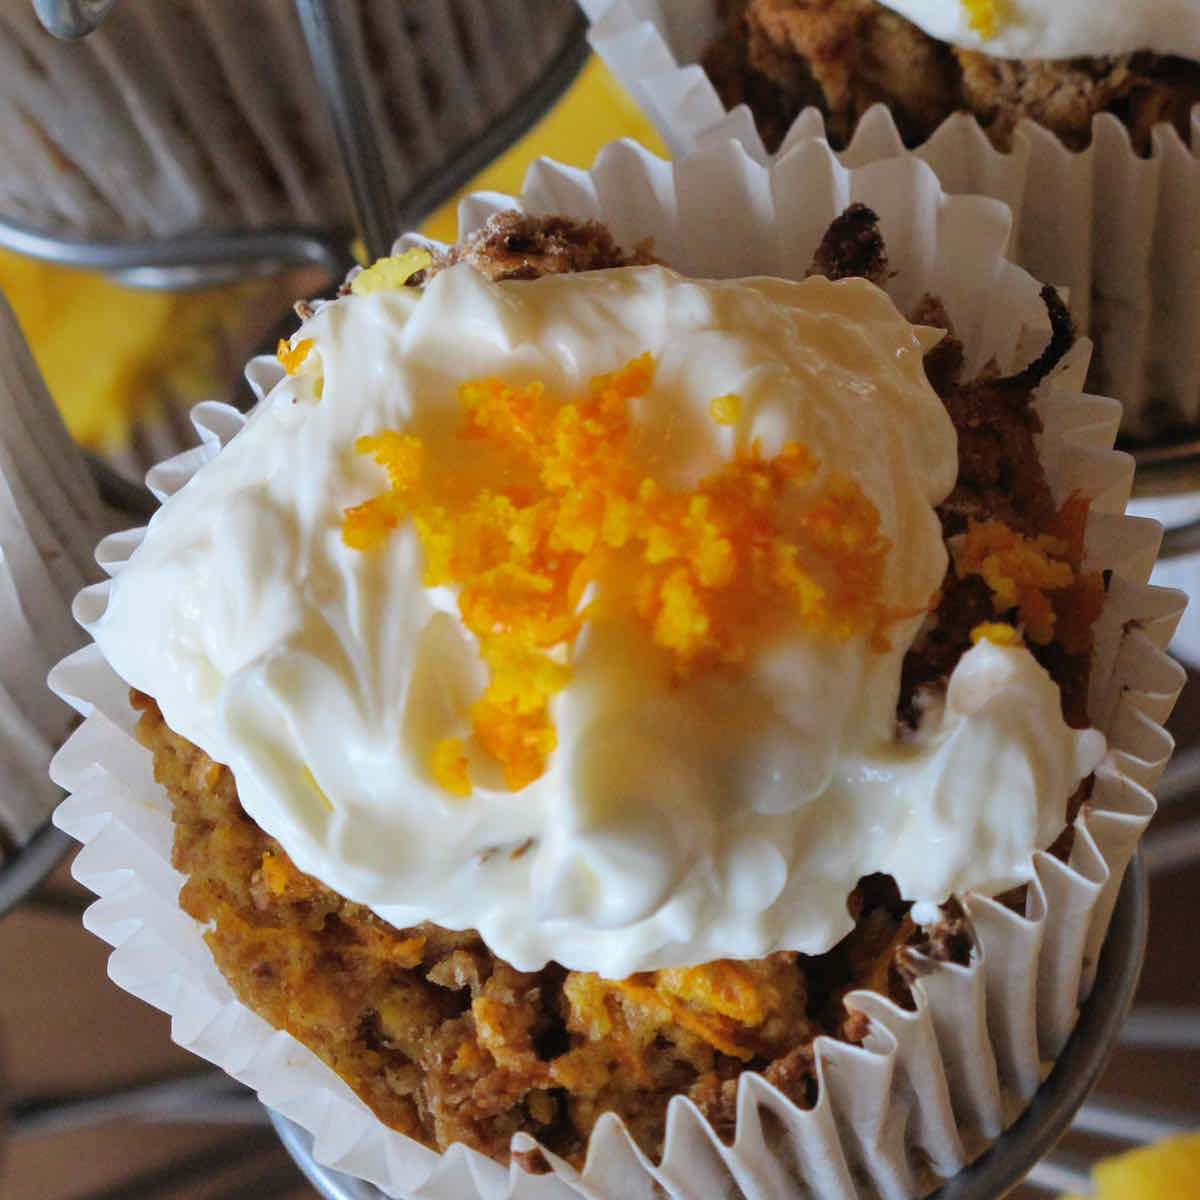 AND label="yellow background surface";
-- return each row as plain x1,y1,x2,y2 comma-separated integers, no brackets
0,58,665,450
